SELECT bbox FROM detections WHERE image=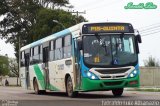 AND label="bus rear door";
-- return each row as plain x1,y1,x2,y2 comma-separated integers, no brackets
42,44,50,90
25,53,30,89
